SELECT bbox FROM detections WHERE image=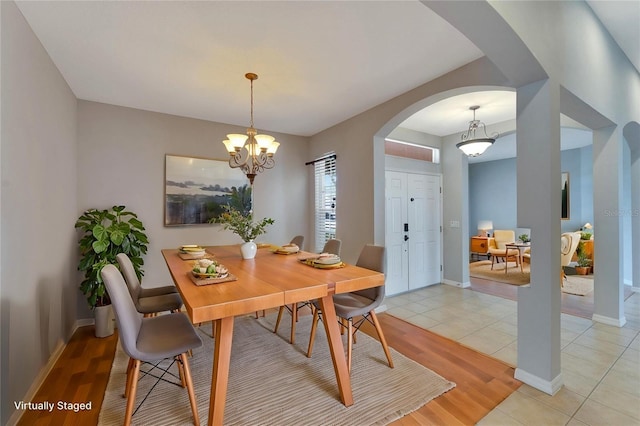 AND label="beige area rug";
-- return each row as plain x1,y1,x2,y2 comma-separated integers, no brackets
469,260,531,285
562,275,594,296
99,314,455,425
